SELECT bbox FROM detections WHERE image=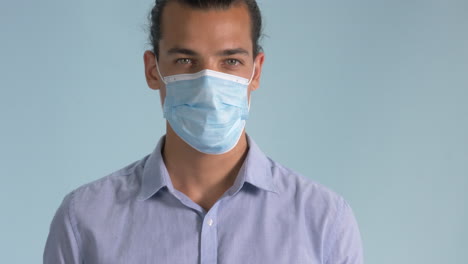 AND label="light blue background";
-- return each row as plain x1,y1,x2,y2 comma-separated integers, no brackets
1,0,467,263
